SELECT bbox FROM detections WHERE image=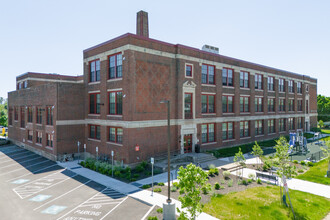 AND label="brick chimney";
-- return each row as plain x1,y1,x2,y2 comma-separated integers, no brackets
136,10,149,38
